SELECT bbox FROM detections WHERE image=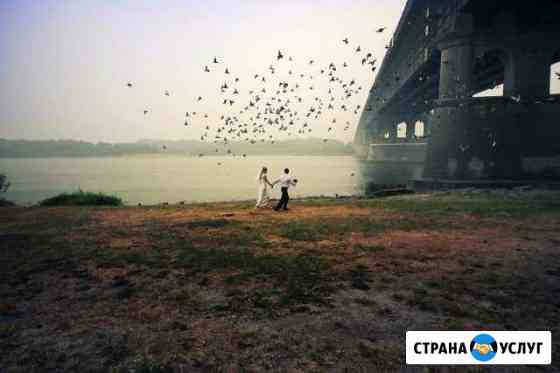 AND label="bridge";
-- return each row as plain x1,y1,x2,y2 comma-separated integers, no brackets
354,0,560,182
